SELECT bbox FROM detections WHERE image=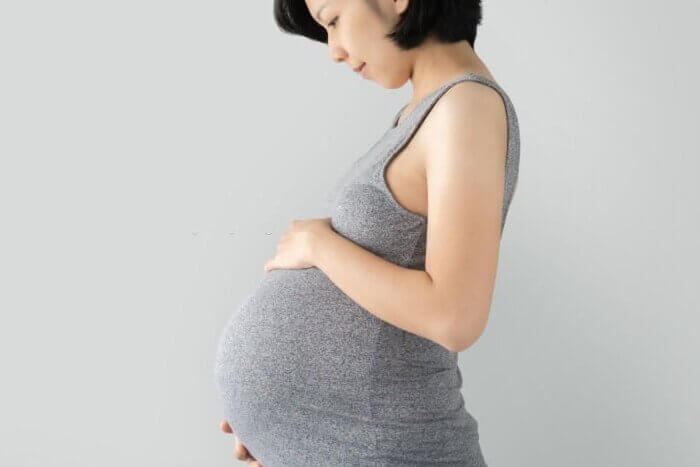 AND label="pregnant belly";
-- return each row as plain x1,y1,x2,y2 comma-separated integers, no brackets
214,267,385,462
216,266,383,392
213,267,475,465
